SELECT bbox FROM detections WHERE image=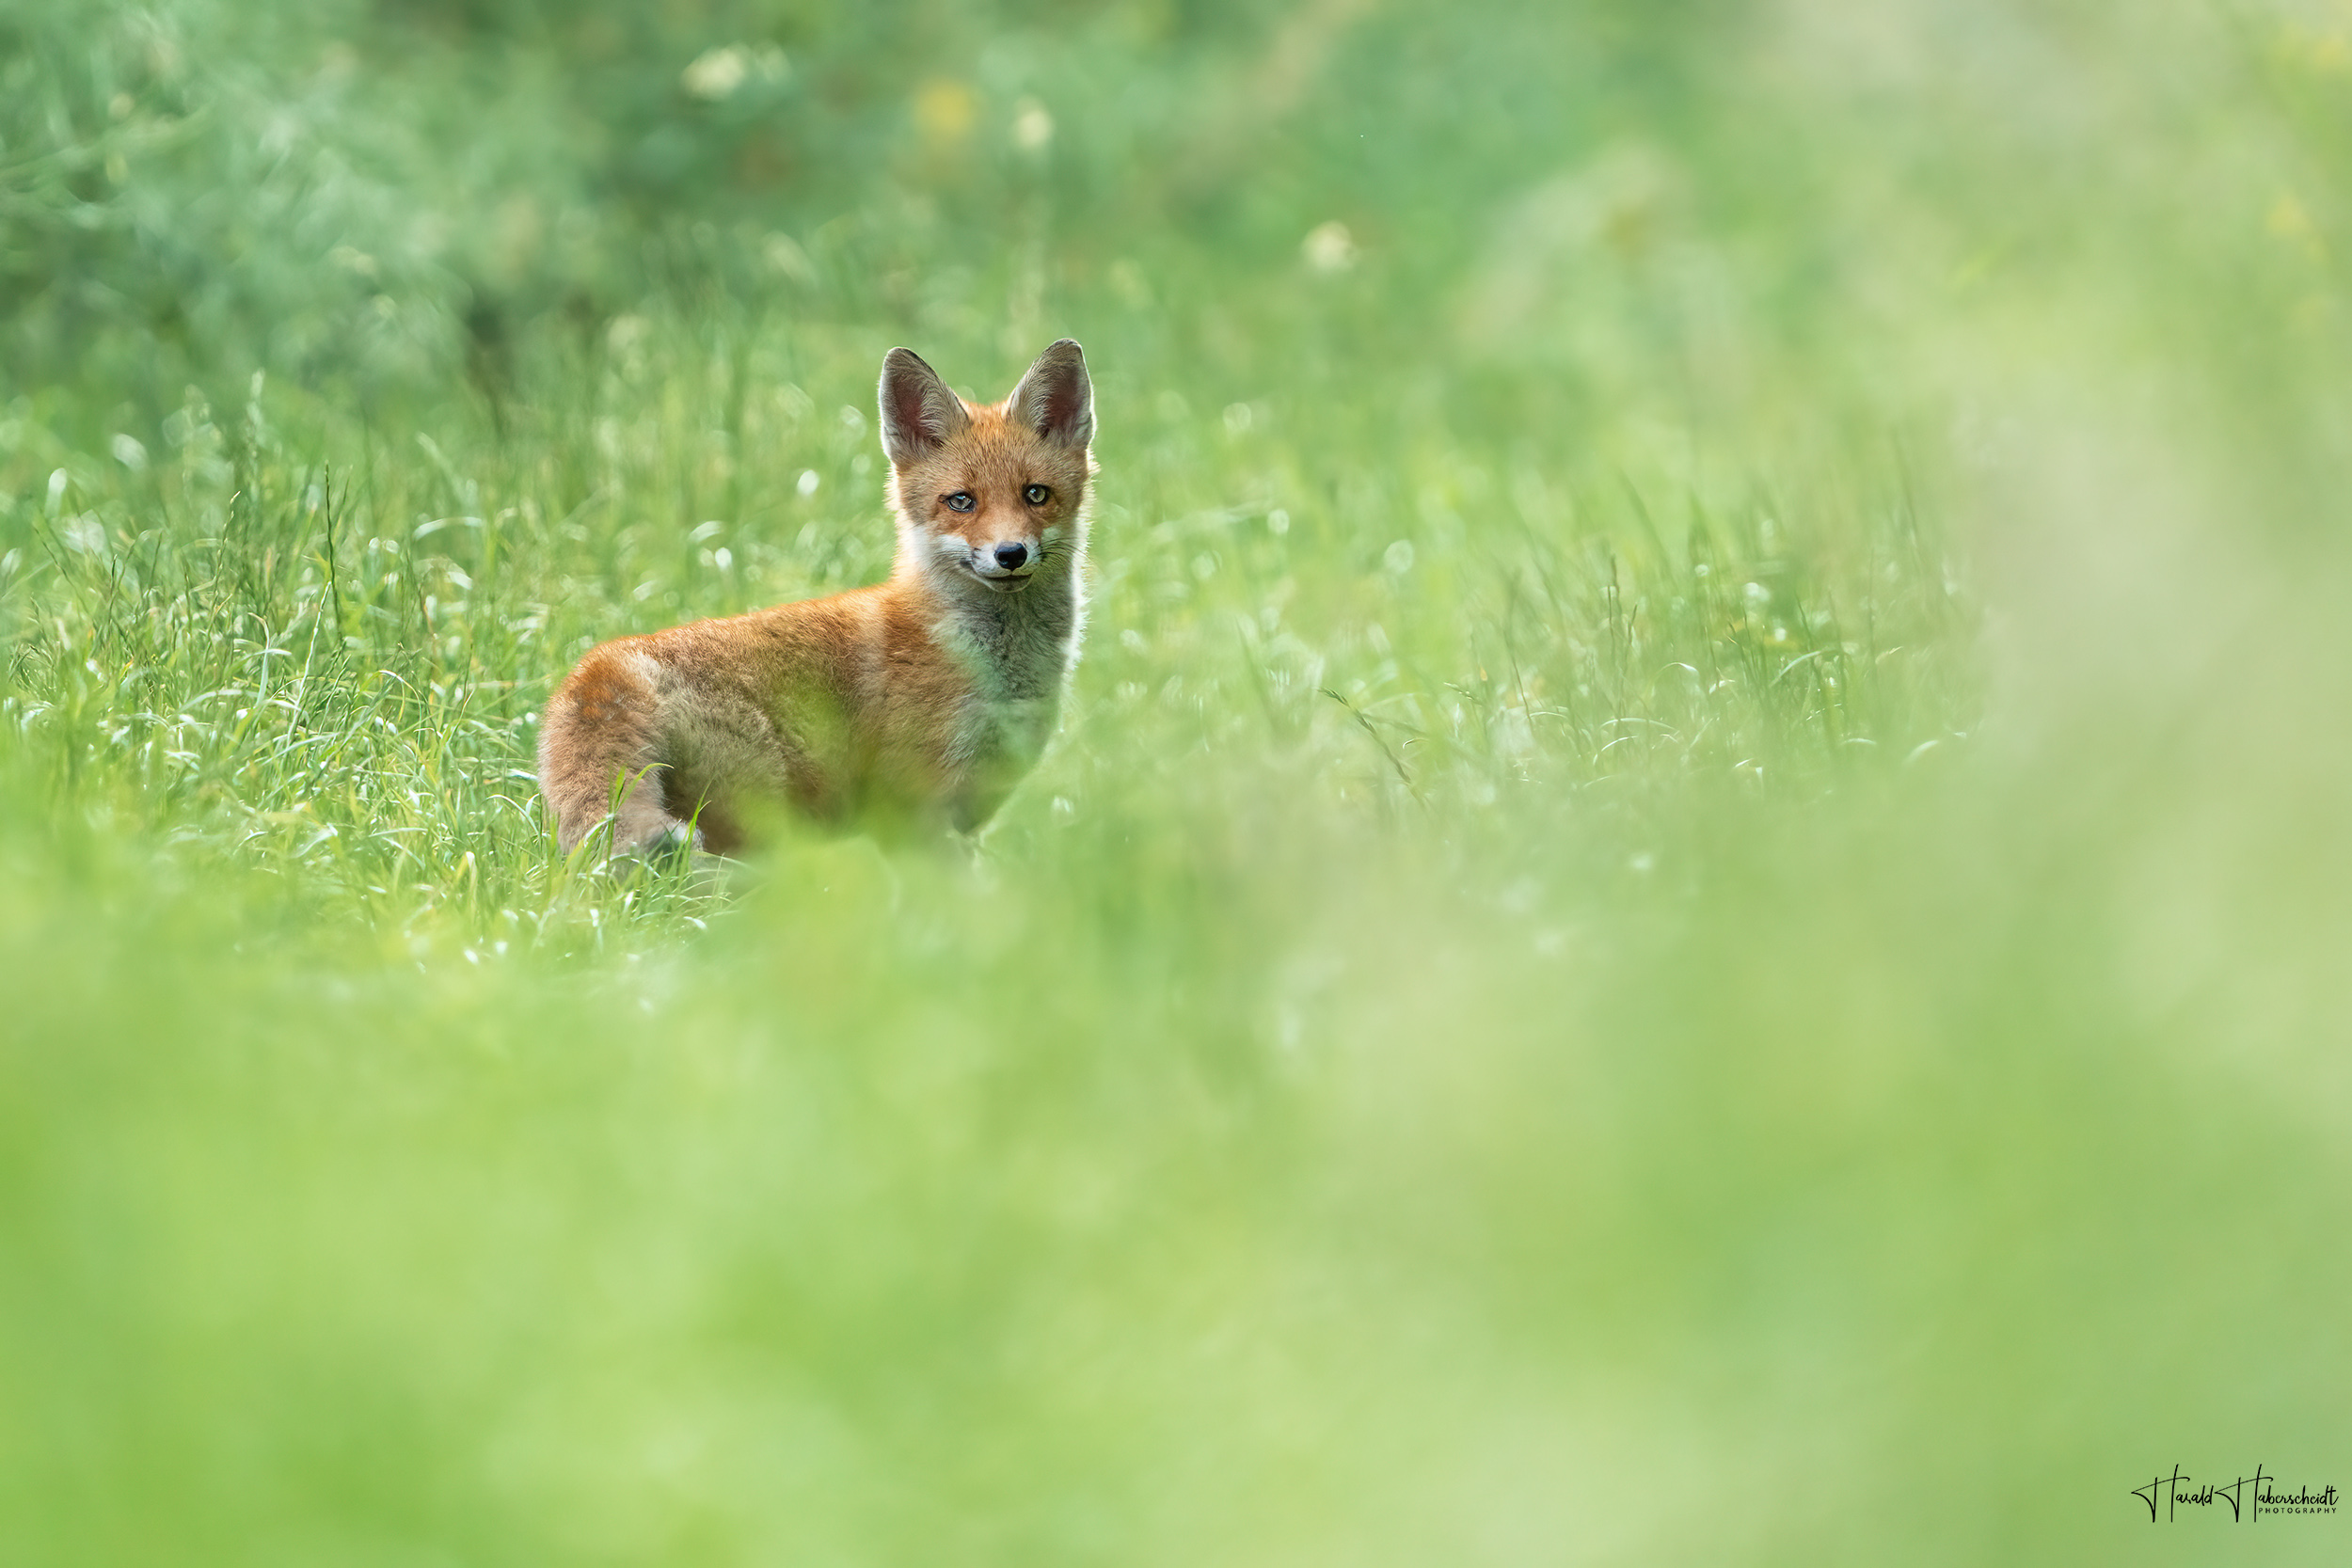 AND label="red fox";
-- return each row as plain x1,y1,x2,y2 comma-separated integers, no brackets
538,339,1095,855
